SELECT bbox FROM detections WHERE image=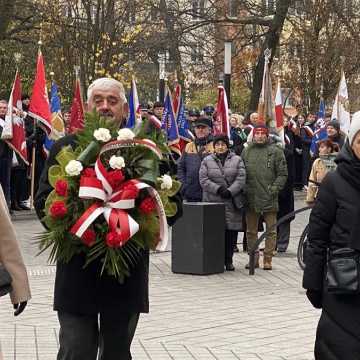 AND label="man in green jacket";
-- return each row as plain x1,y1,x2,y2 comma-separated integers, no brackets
242,125,288,270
